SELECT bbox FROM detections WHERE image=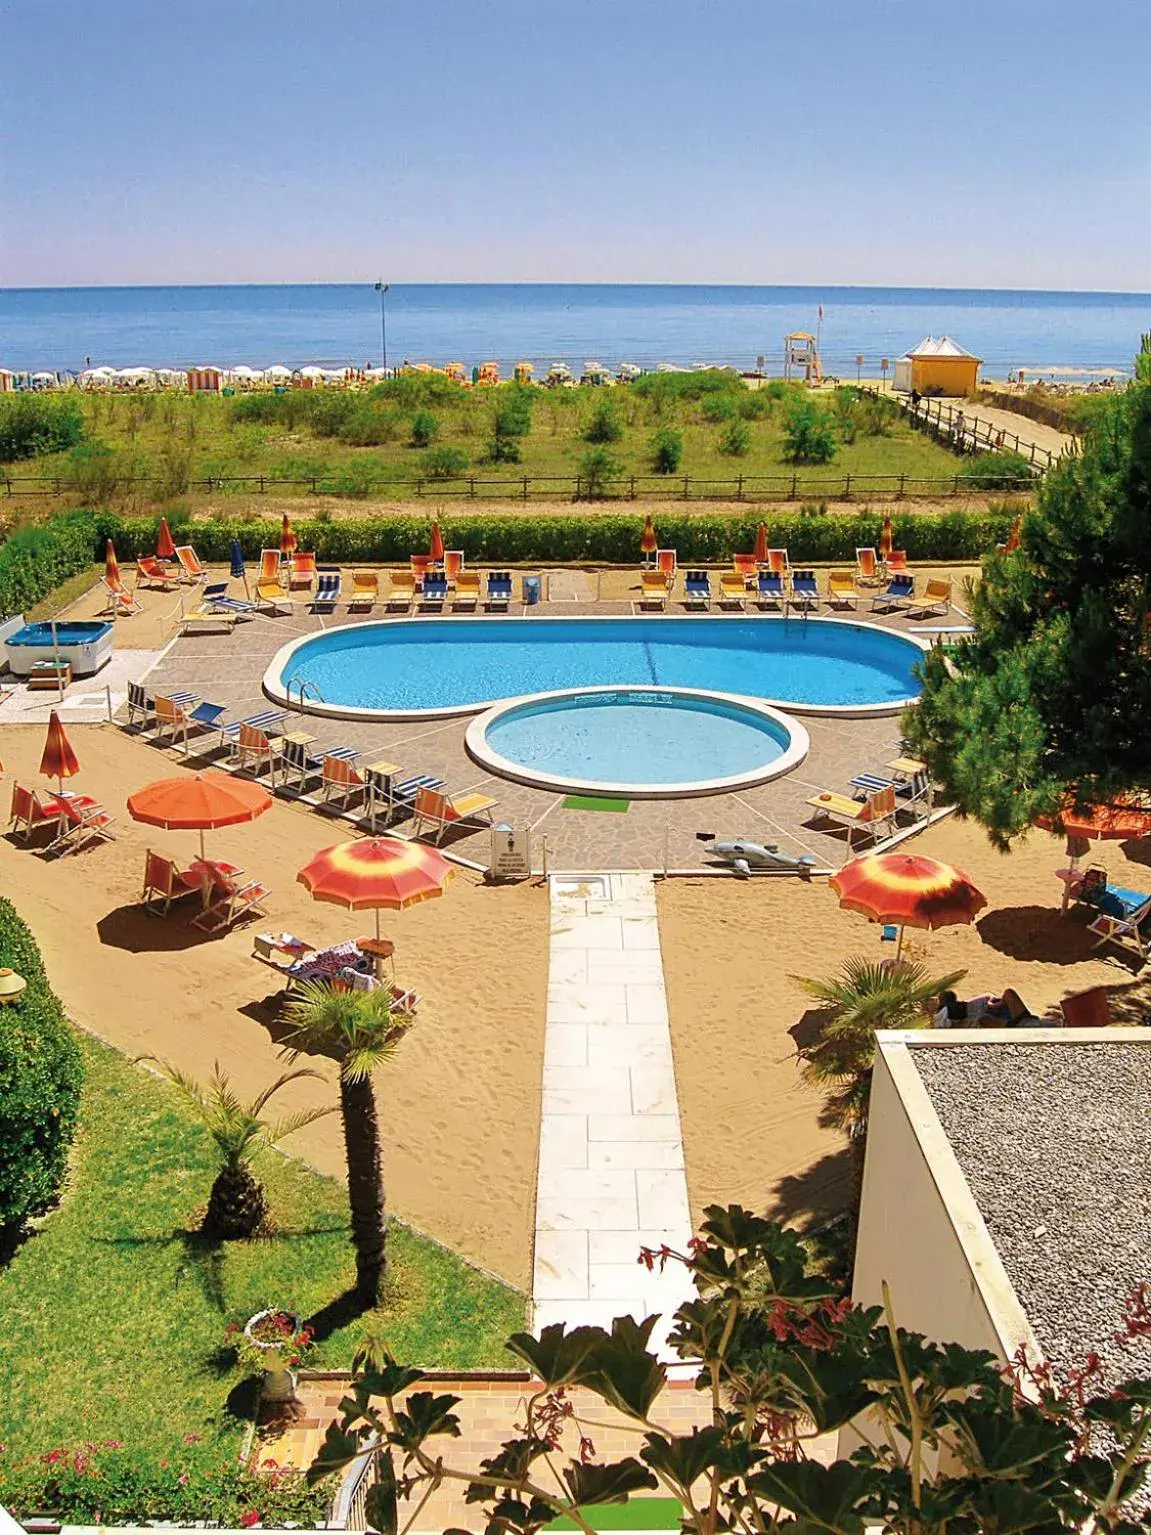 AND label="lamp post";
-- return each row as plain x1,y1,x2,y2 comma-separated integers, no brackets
374,281,389,374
